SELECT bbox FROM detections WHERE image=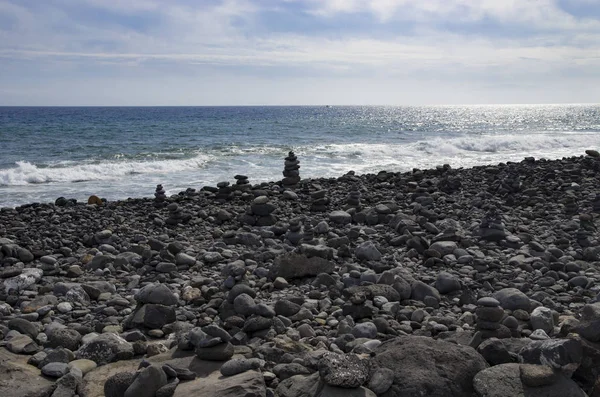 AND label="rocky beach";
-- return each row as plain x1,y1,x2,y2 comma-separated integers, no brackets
1,151,600,397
